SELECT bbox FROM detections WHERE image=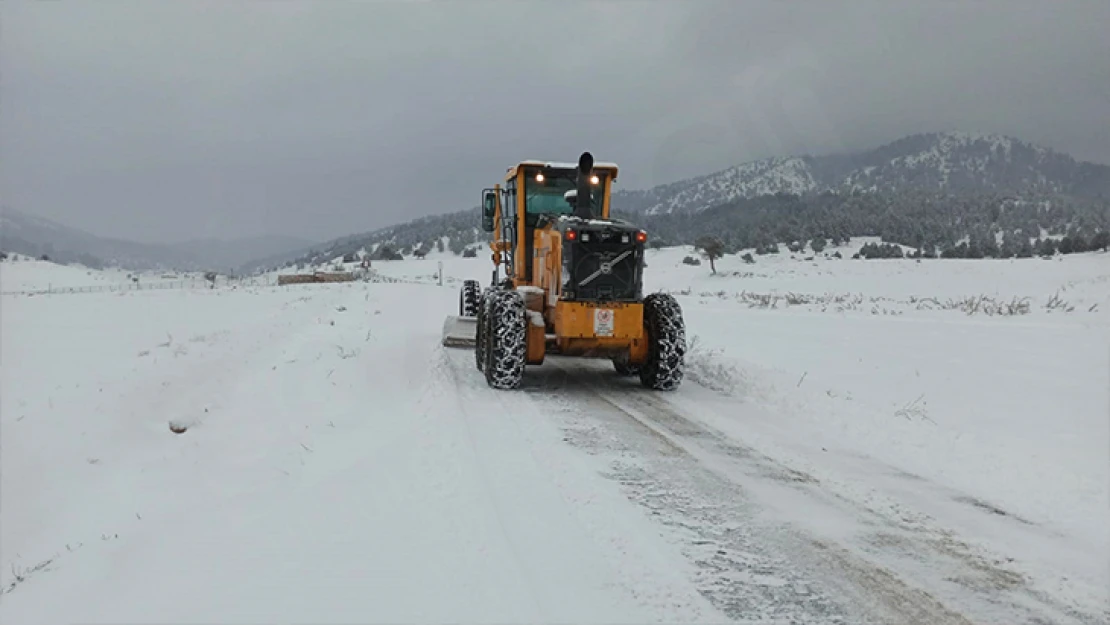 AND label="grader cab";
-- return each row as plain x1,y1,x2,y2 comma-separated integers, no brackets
442,152,685,391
